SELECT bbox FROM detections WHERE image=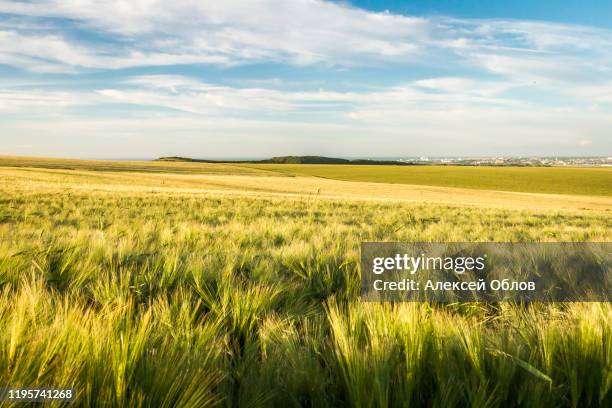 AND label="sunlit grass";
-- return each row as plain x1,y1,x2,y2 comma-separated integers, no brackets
245,163,612,196
0,161,610,406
